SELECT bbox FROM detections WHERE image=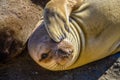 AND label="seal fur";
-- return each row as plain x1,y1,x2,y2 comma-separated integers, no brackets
28,22,77,70
28,0,120,71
